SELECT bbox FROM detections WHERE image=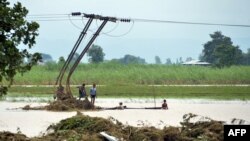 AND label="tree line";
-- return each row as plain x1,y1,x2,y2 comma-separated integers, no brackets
1,0,250,96
200,31,250,68
43,32,250,67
